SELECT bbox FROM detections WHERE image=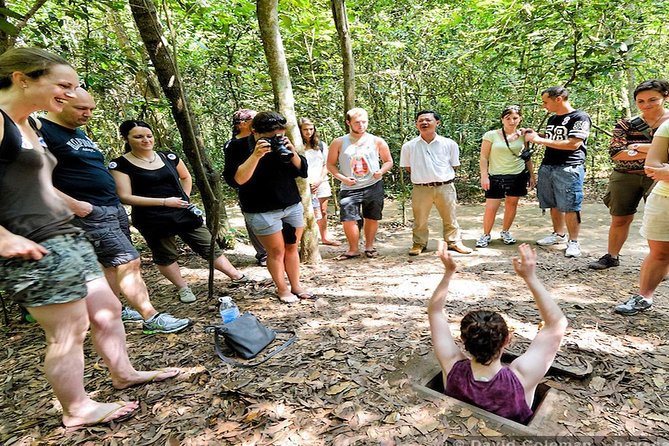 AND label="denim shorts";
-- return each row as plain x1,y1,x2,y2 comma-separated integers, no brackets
244,202,305,237
537,164,584,212
339,180,384,222
72,204,139,267
0,233,103,307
